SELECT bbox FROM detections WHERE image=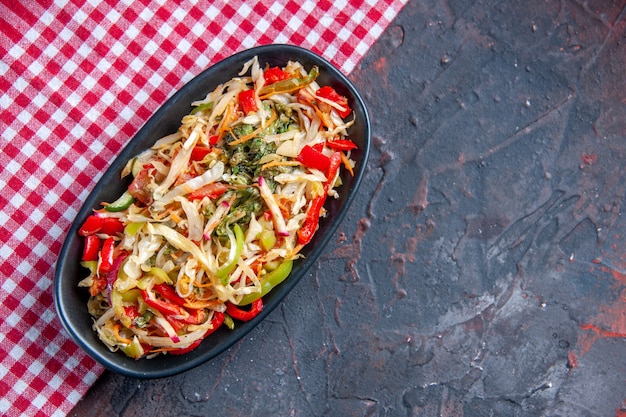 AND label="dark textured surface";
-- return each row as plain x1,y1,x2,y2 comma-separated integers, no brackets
71,0,626,415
